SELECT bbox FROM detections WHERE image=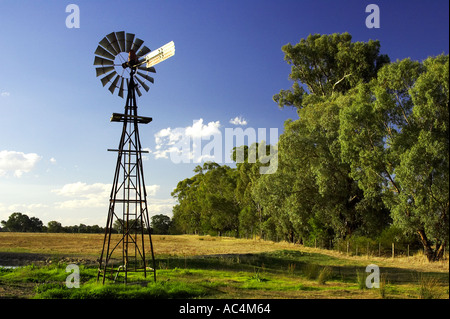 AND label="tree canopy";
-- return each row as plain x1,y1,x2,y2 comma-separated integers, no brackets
1,212,44,232
339,55,449,261
170,33,448,261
